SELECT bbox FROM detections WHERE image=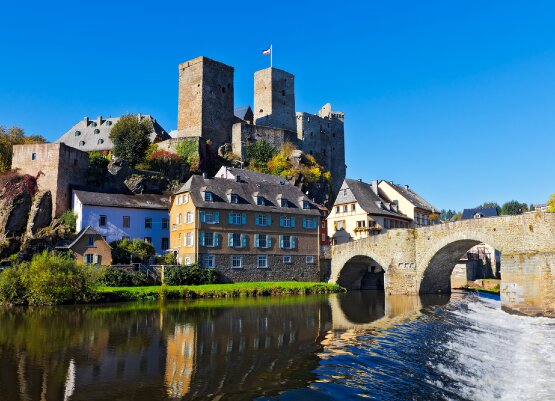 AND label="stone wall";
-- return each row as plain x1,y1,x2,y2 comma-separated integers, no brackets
11,143,89,217
203,254,319,283
231,122,299,159
177,57,234,149
253,68,296,132
329,213,555,316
